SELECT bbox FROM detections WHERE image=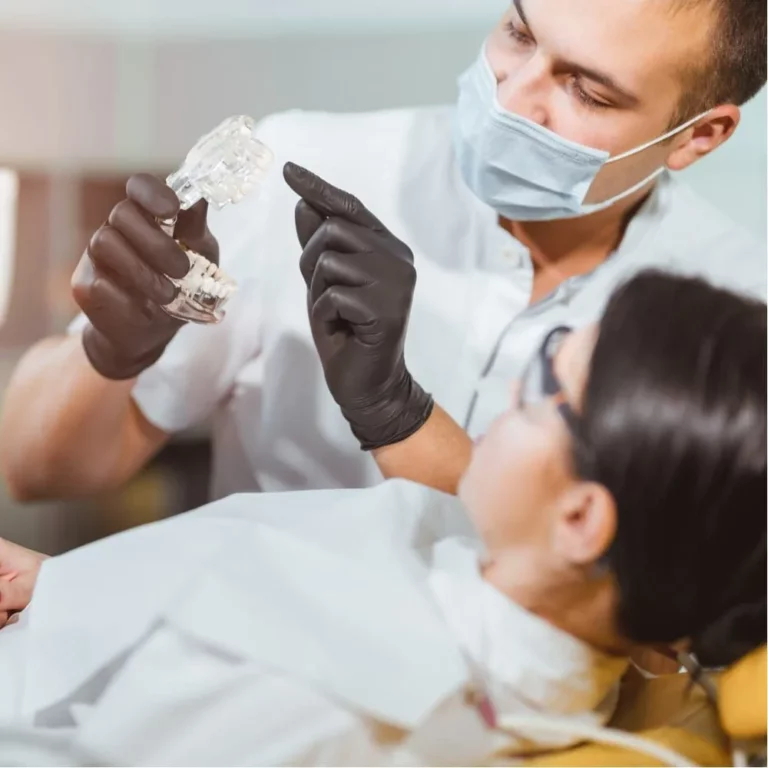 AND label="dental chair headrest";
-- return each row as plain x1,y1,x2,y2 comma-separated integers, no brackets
718,645,766,740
